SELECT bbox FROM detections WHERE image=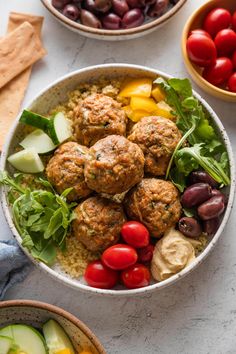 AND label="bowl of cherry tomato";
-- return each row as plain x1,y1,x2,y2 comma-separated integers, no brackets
181,0,236,102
